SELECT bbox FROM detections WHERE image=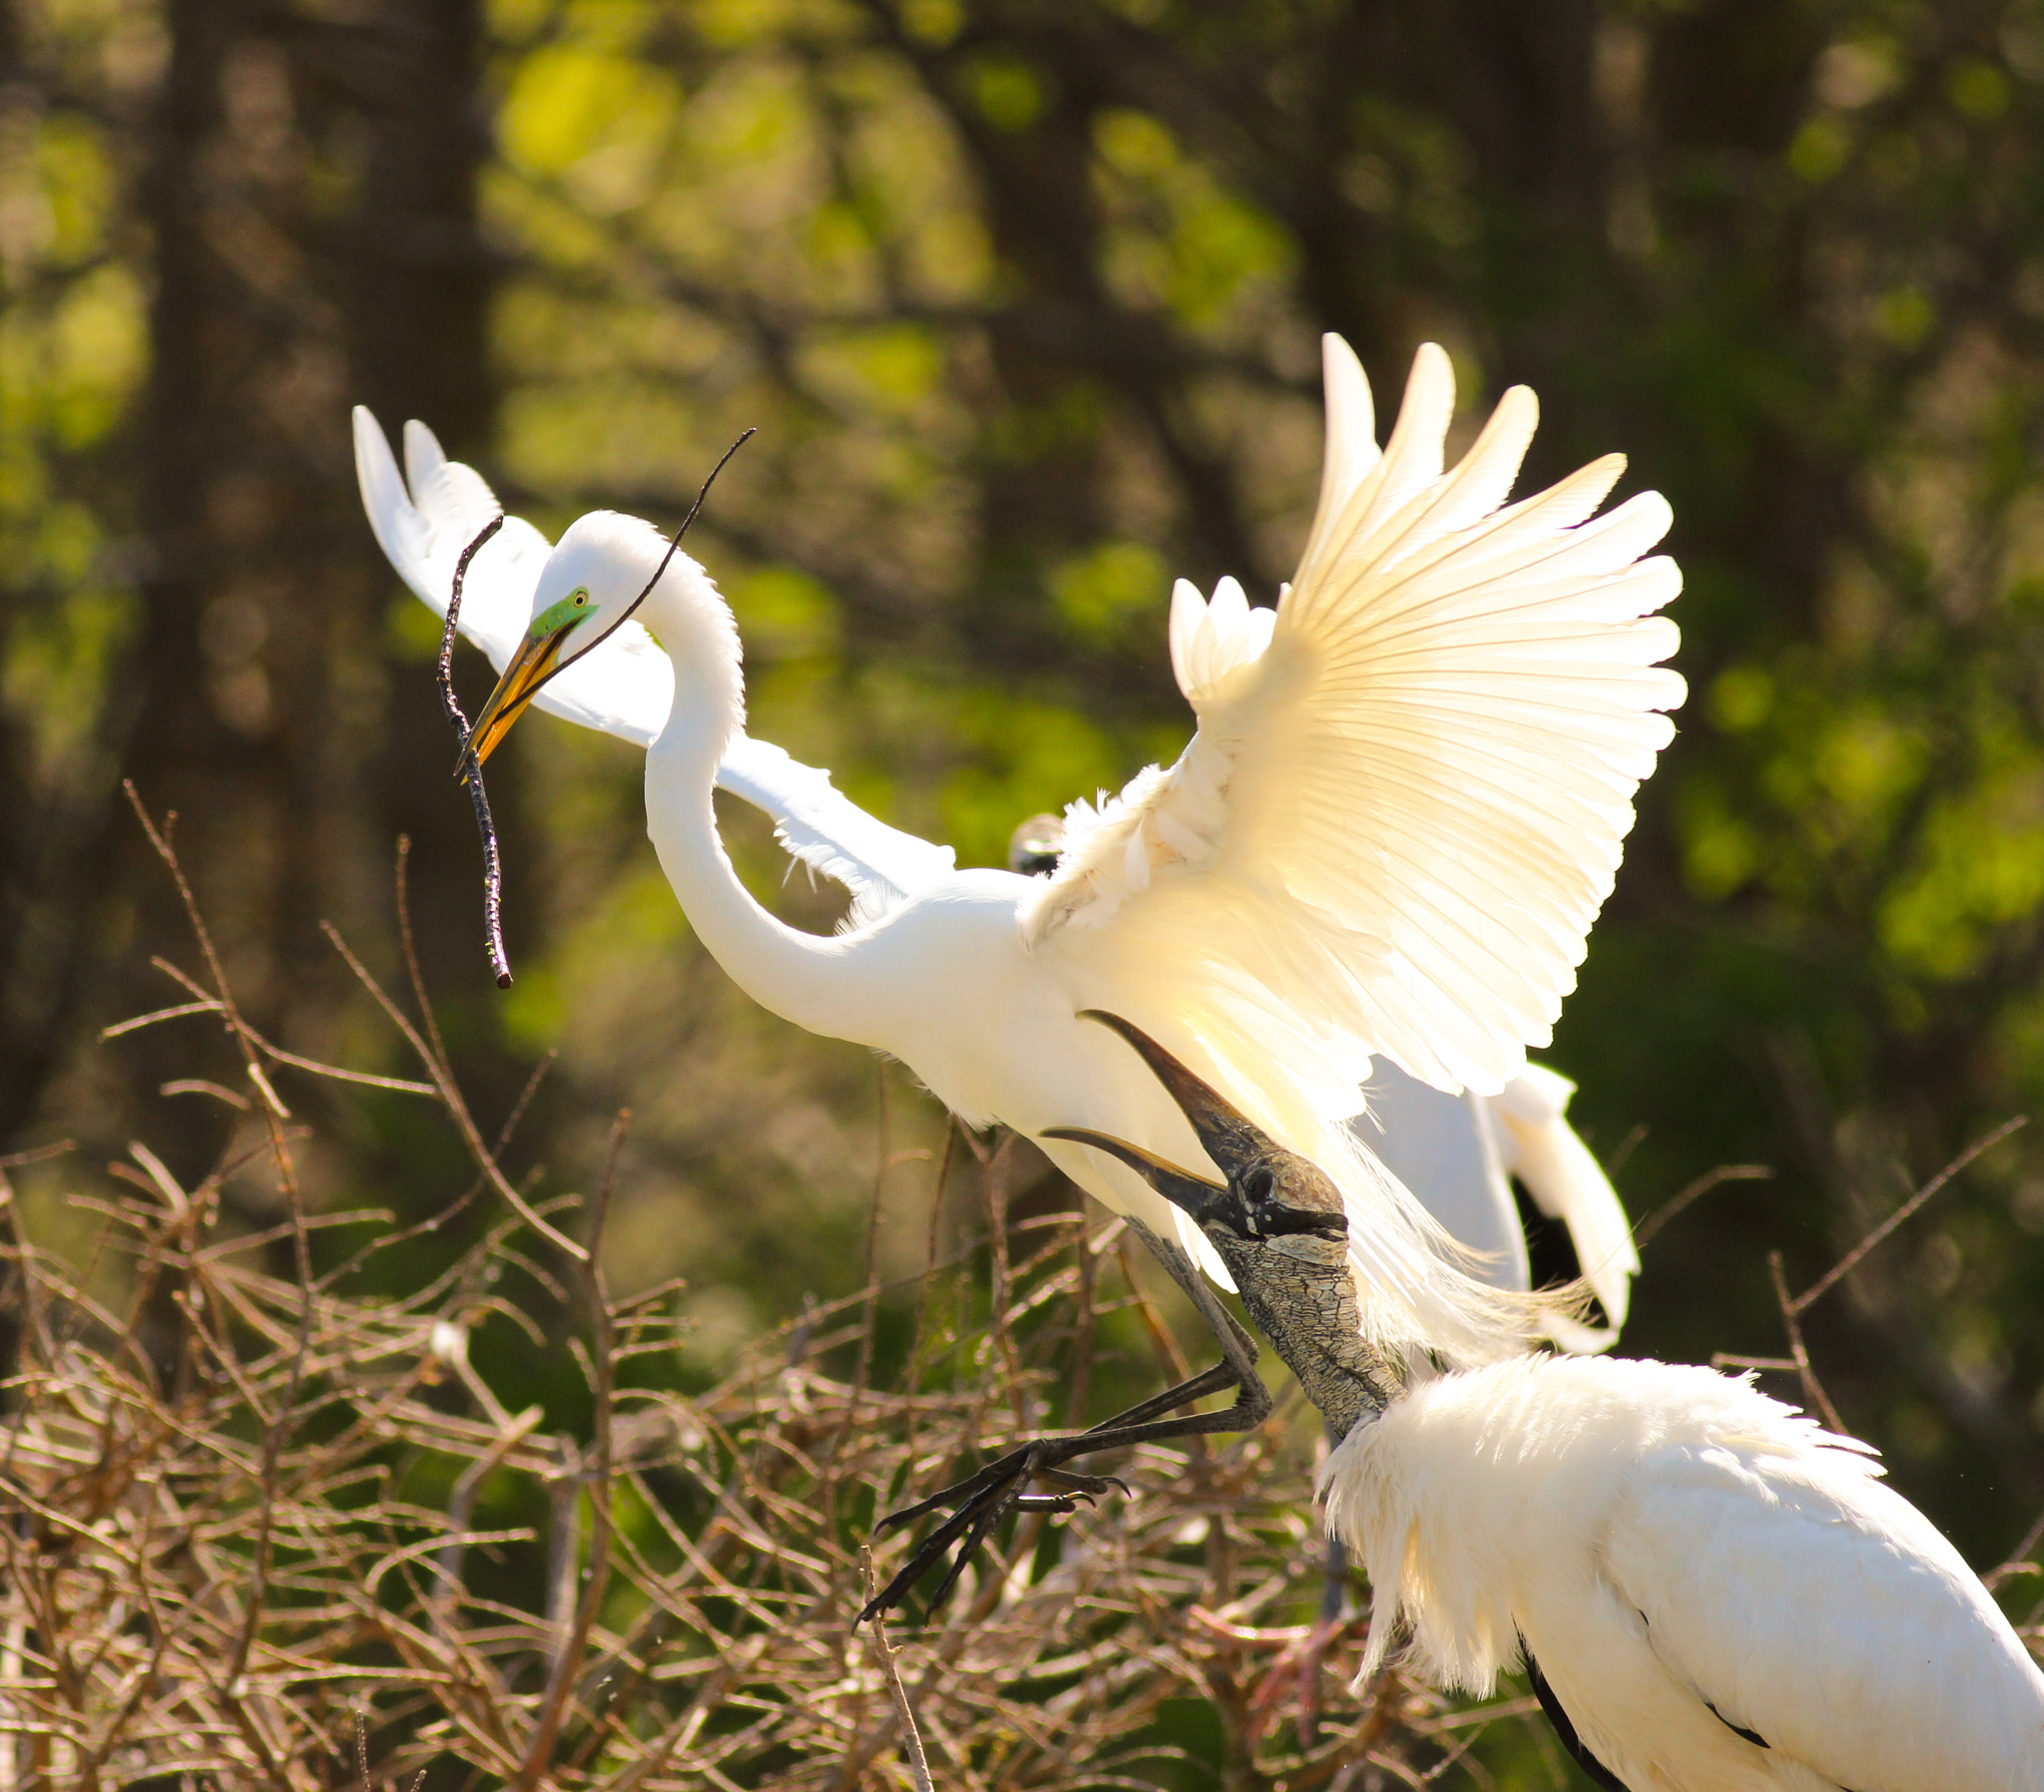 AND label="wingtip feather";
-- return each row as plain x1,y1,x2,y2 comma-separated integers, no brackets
352,405,431,598
1169,578,1207,697
1318,332,1378,504
401,417,449,501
